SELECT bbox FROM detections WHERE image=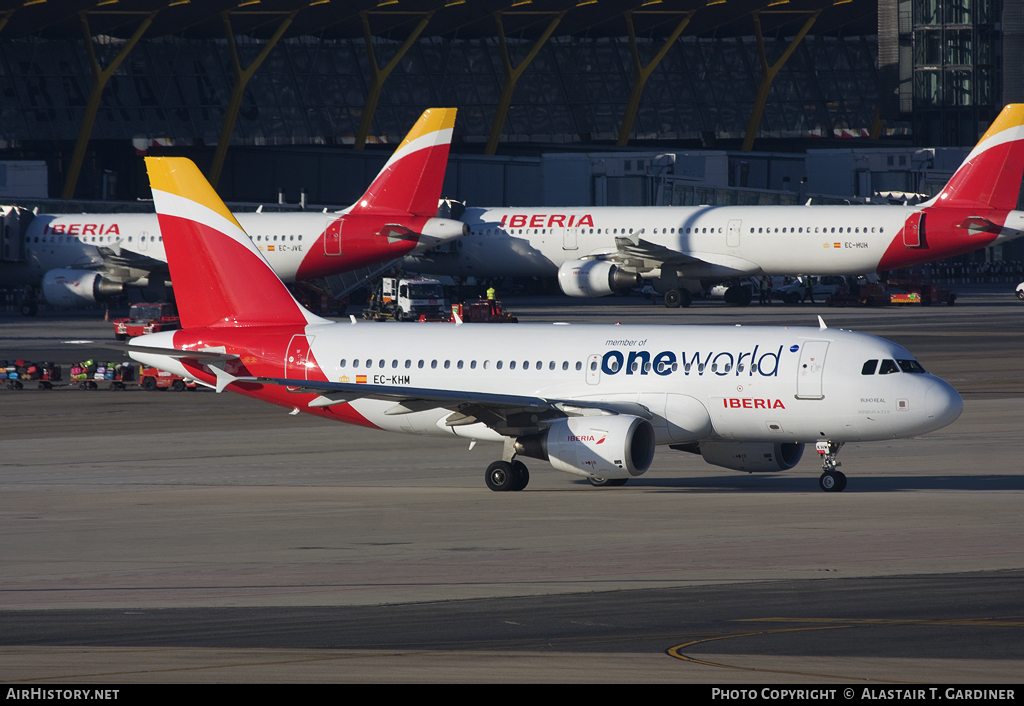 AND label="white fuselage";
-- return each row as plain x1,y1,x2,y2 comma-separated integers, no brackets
21,211,345,284
136,322,962,449
405,205,917,279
